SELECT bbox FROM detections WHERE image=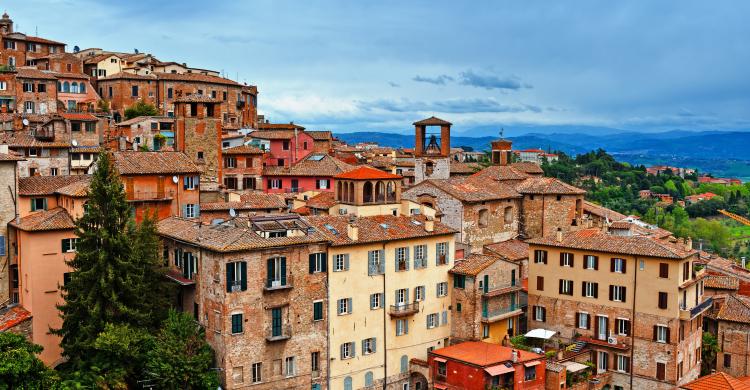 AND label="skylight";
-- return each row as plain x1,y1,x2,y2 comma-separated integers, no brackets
411,220,422,225
324,224,339,235
308,155,325,161
380,223,389,229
